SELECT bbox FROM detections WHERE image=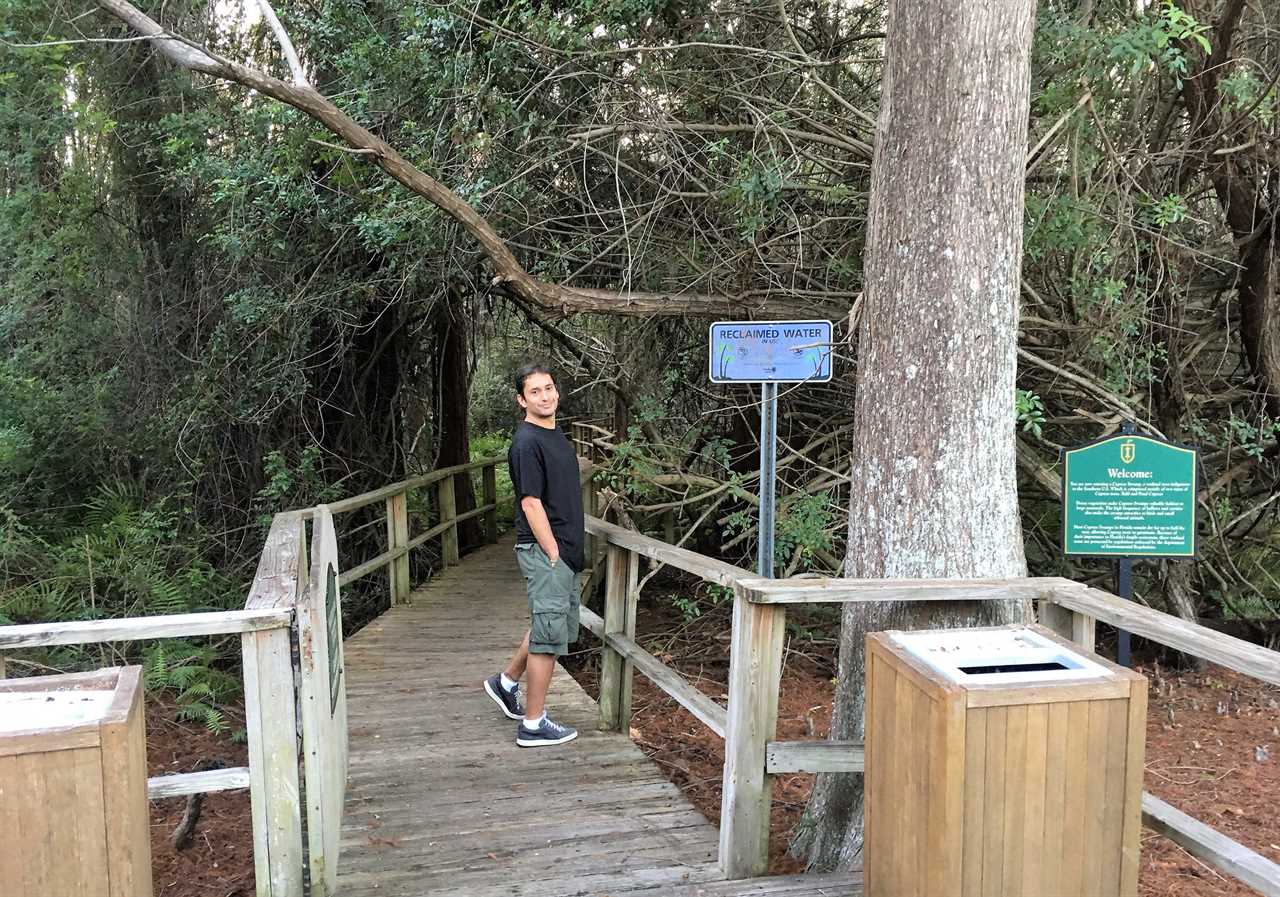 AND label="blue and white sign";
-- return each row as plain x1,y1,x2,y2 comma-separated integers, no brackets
708,320,833,384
